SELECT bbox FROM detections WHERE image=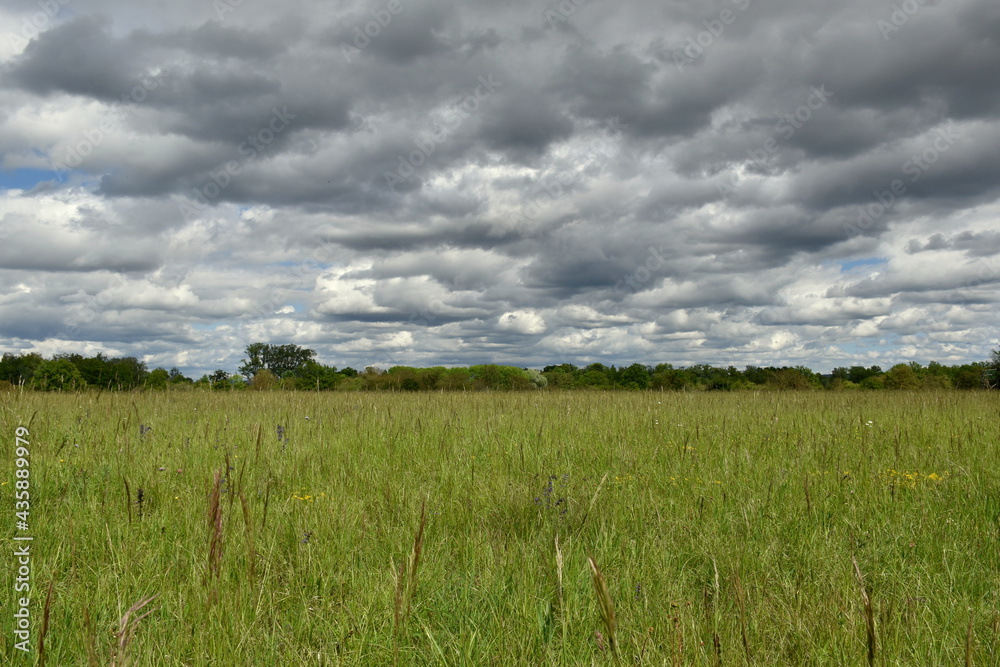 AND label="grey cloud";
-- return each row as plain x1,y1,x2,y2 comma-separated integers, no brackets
2,0,999,375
